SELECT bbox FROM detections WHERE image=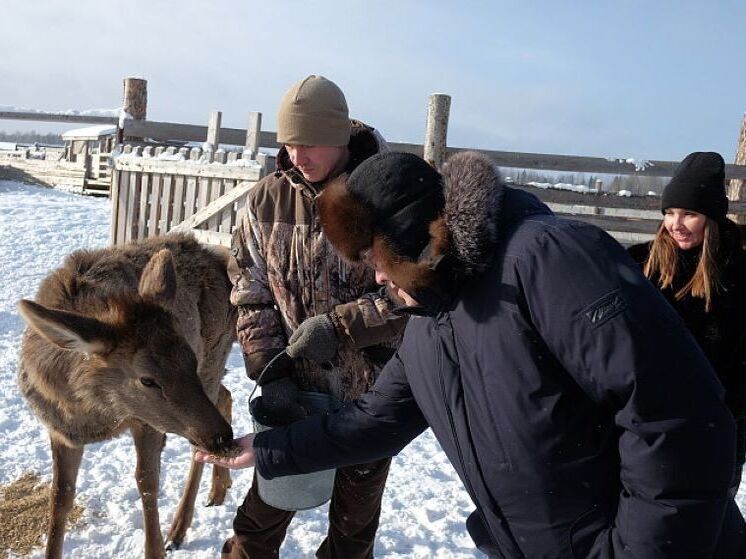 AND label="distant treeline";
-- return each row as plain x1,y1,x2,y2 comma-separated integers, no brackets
503,168,667,196
0,130,64,145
